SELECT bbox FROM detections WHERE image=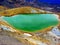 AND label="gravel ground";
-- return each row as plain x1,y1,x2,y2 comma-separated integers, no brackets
0,31,24,45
